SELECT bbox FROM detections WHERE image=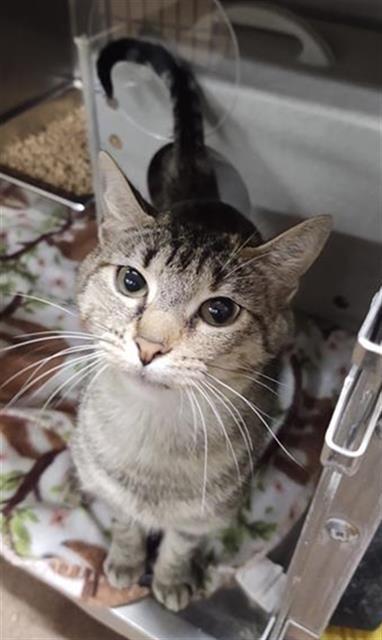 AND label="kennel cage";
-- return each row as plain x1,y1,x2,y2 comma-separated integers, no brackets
71,1,381,639
0,0,381,639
